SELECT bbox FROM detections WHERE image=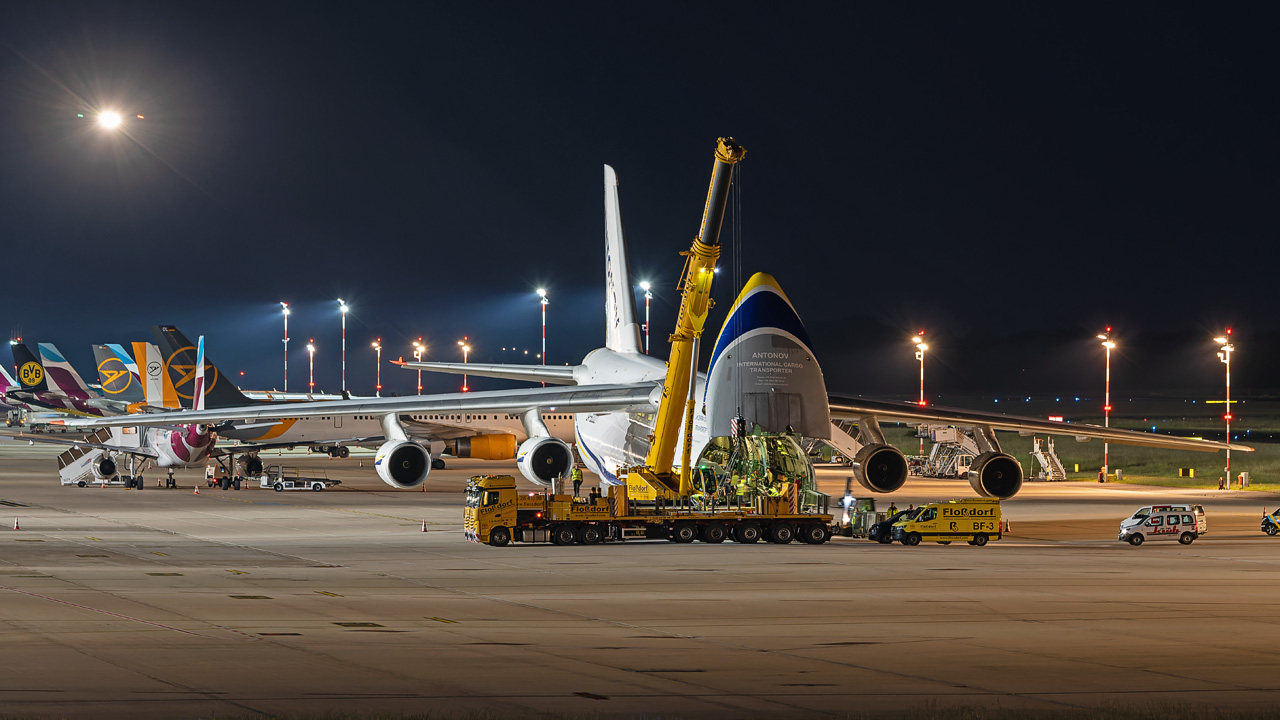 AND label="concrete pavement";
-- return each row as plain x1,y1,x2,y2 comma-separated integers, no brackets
3,443,1280,718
